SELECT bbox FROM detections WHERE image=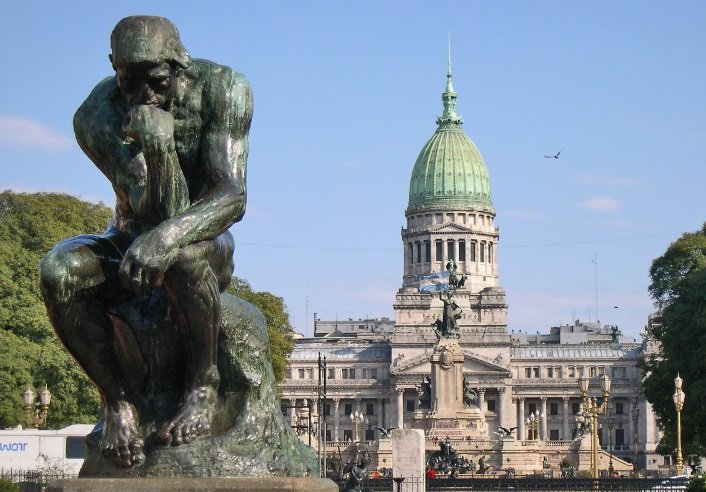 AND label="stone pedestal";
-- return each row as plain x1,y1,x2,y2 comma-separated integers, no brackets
391,429,425,492
47,478,338,492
